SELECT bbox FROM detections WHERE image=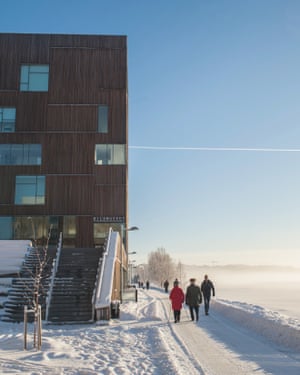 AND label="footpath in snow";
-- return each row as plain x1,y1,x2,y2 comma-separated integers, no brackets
0,287,299,374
